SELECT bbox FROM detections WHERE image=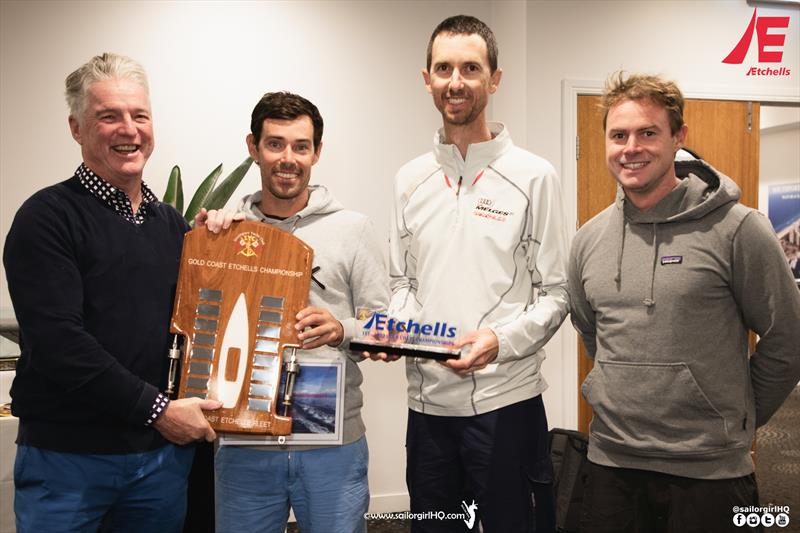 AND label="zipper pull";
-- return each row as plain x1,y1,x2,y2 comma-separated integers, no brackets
457,176,463,197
